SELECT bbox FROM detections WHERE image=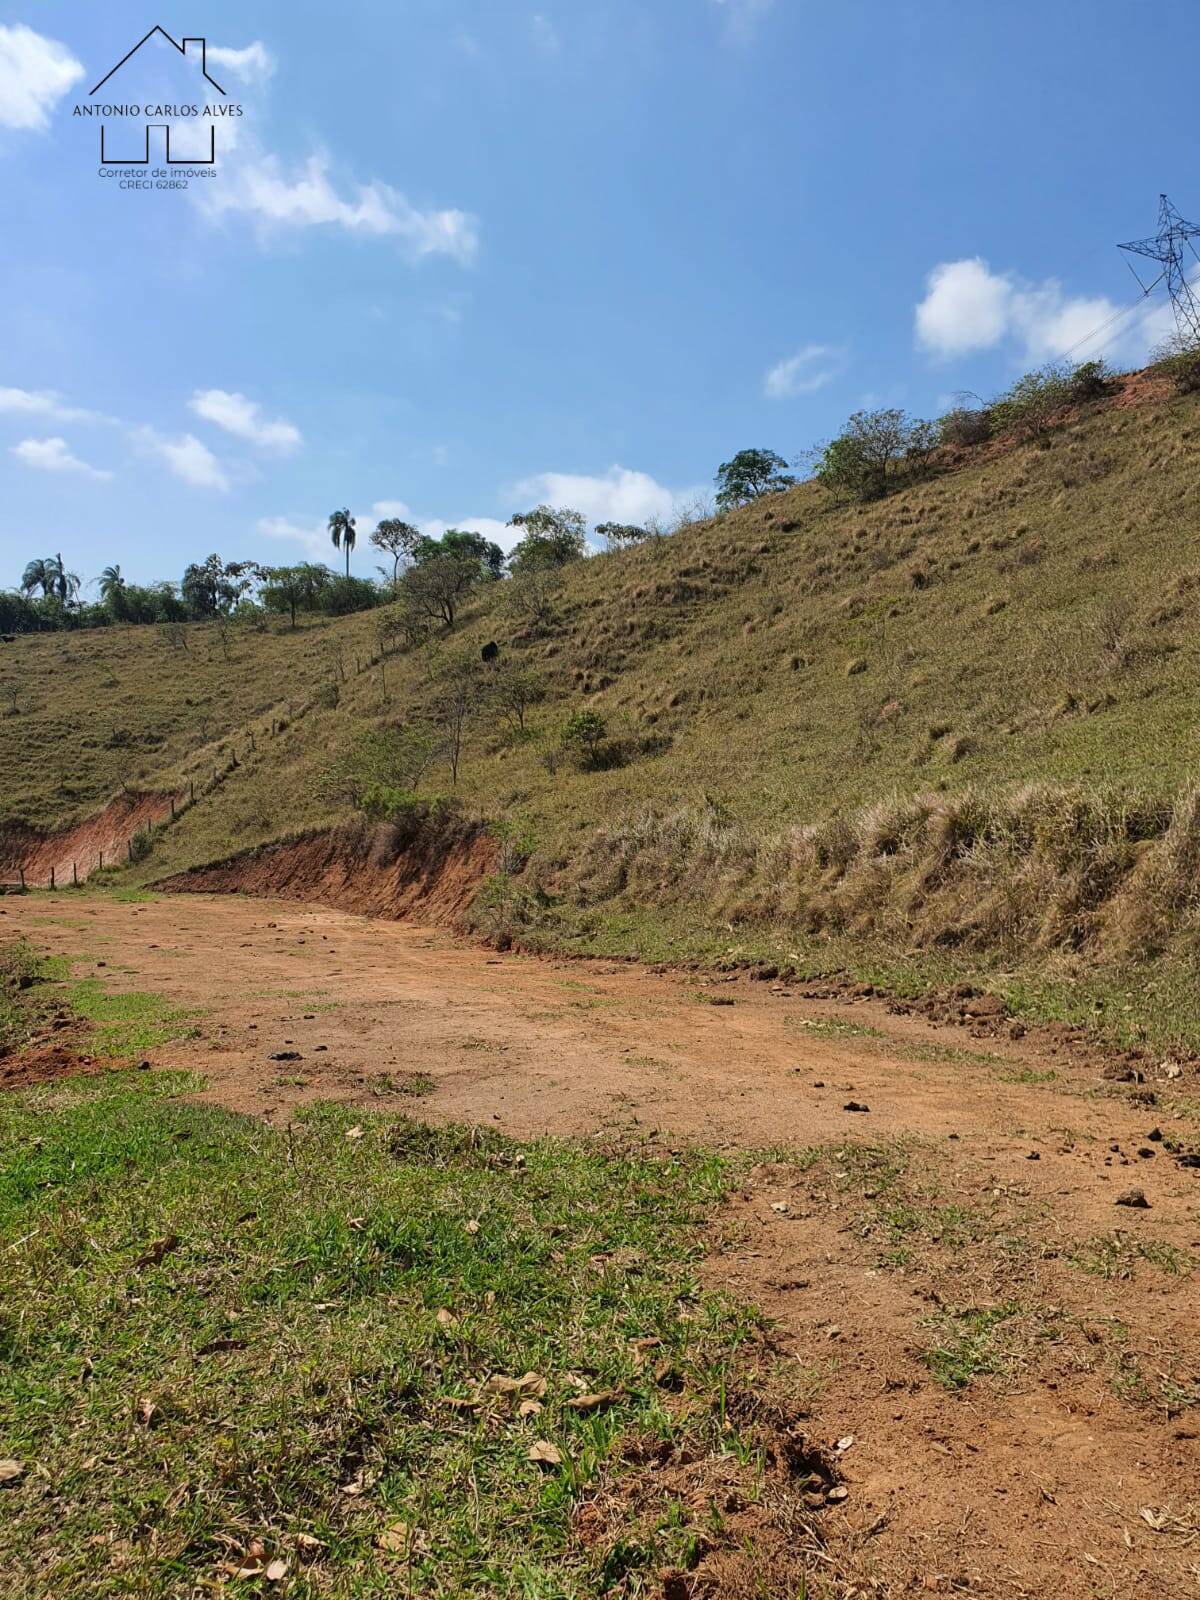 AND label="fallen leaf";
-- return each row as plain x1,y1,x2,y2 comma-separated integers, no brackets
223,1562,263,1580
465,1219,480,1234
484,1371,546,1398
135,1234,180,1269
528,1440,562,1467
1140,1507,1167,1531
565,1390,620,1413
195,1337,248,1357
770,1201,790,1214
0,1460,25,1485
518,1399,543,1418
345,1125,365,1140
135,1397,160,1428
435,1309,458,1330
295,1533,323,1552
827,1485,849,1503
442,1395,481,1411
265,1558,287,1582
376,1521,411,1553
836,1435,855,1453
340,1471,367,1497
